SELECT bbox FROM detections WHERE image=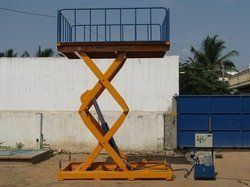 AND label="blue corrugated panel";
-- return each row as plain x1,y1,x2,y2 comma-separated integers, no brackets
178,96,210,113
177,95,250,148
